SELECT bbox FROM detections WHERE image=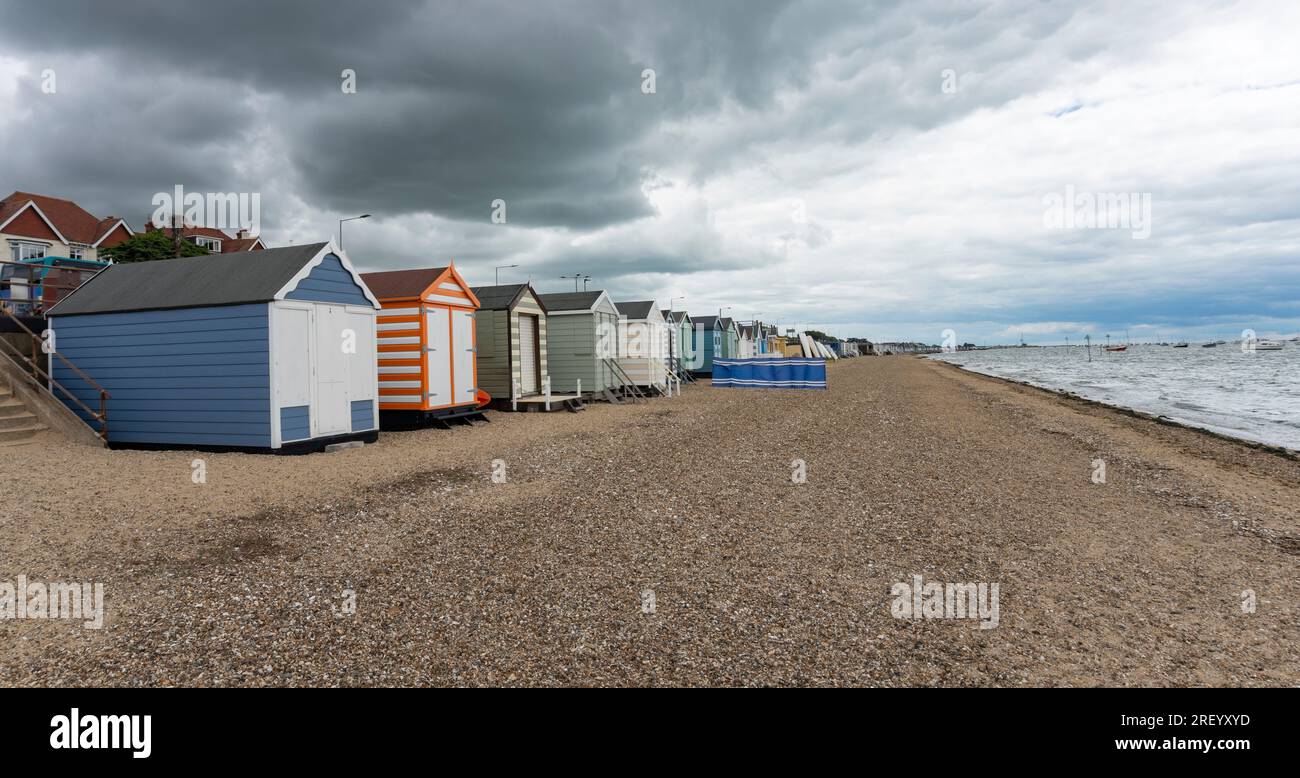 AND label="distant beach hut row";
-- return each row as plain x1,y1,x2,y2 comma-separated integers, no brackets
41,242,849,452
